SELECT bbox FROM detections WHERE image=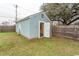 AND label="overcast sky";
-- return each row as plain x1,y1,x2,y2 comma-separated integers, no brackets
0,0,79,24
0,0,45,24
